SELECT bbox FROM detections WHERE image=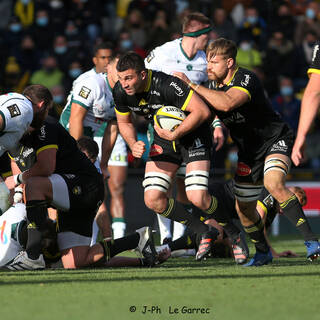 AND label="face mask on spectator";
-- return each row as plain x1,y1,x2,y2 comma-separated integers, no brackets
69,68,82,78
10,24,22,33
53,95,64,104
120,40,133,50
280,86,293,96
21,0,30,5
50,0,63,9
240,42,251,51
36,17,49,27
54,46,67,54
228,151,238,163
306,8,316,19
247,16,258,25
